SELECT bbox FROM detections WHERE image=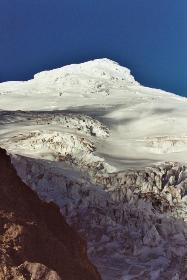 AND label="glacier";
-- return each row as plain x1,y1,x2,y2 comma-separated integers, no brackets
1,58,187,279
